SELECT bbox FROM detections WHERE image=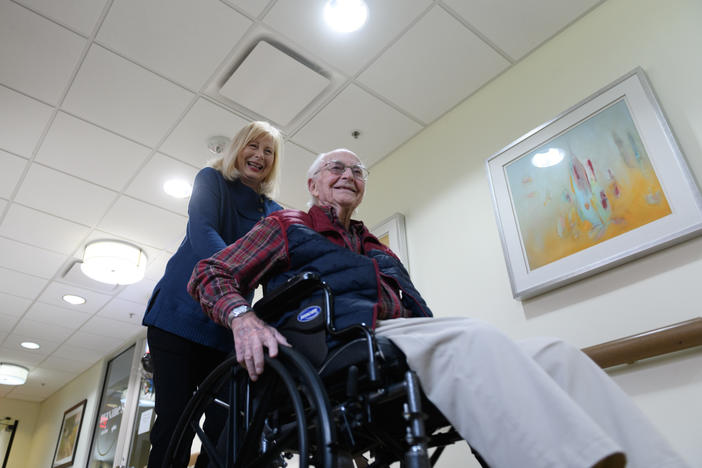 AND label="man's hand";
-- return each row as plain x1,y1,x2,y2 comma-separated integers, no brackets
230,312,290,381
